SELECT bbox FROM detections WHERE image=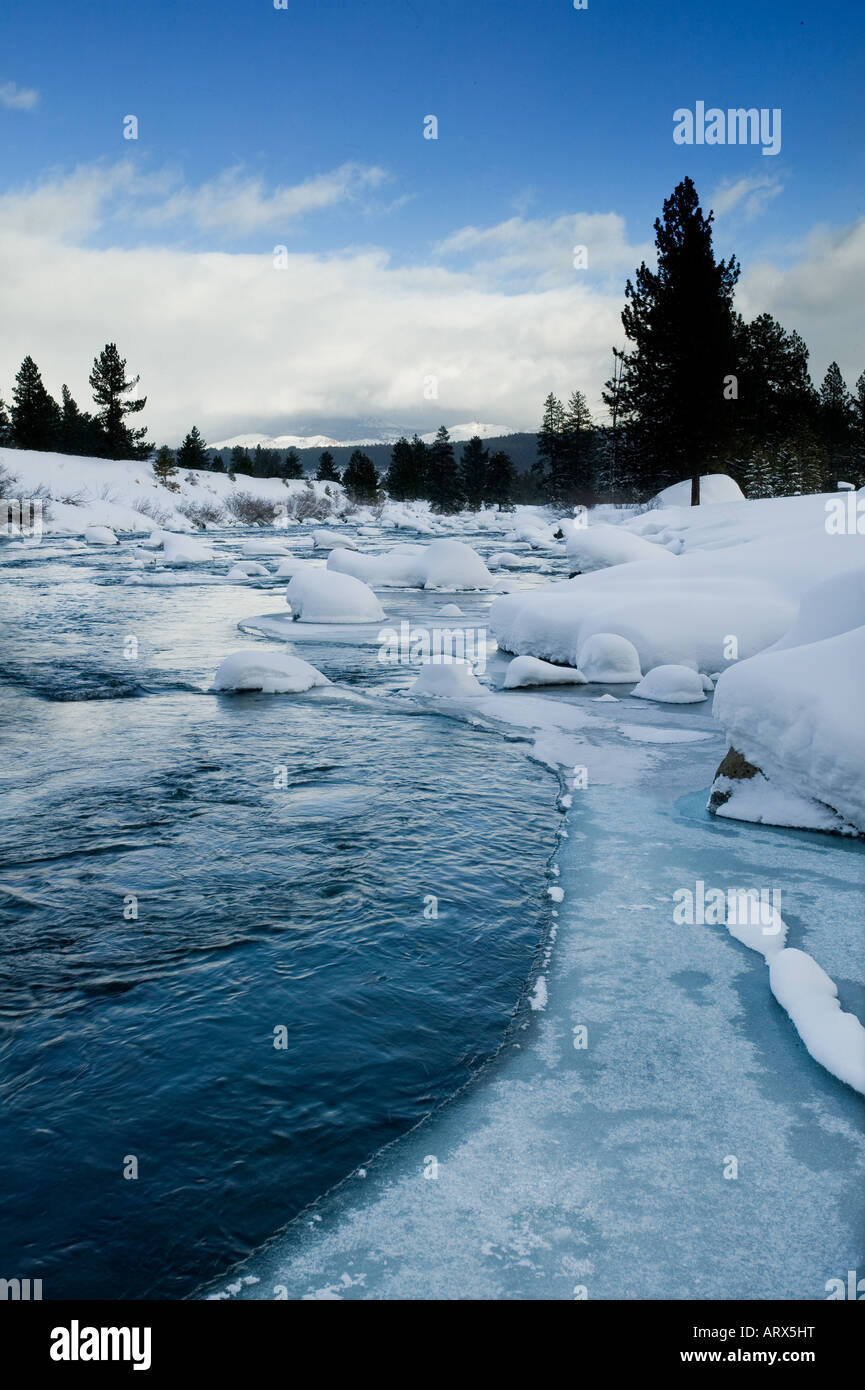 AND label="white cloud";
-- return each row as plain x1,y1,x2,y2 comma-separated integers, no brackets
0,80,40,111
0,162,860,442
710,171,785,222
737,219,865,386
